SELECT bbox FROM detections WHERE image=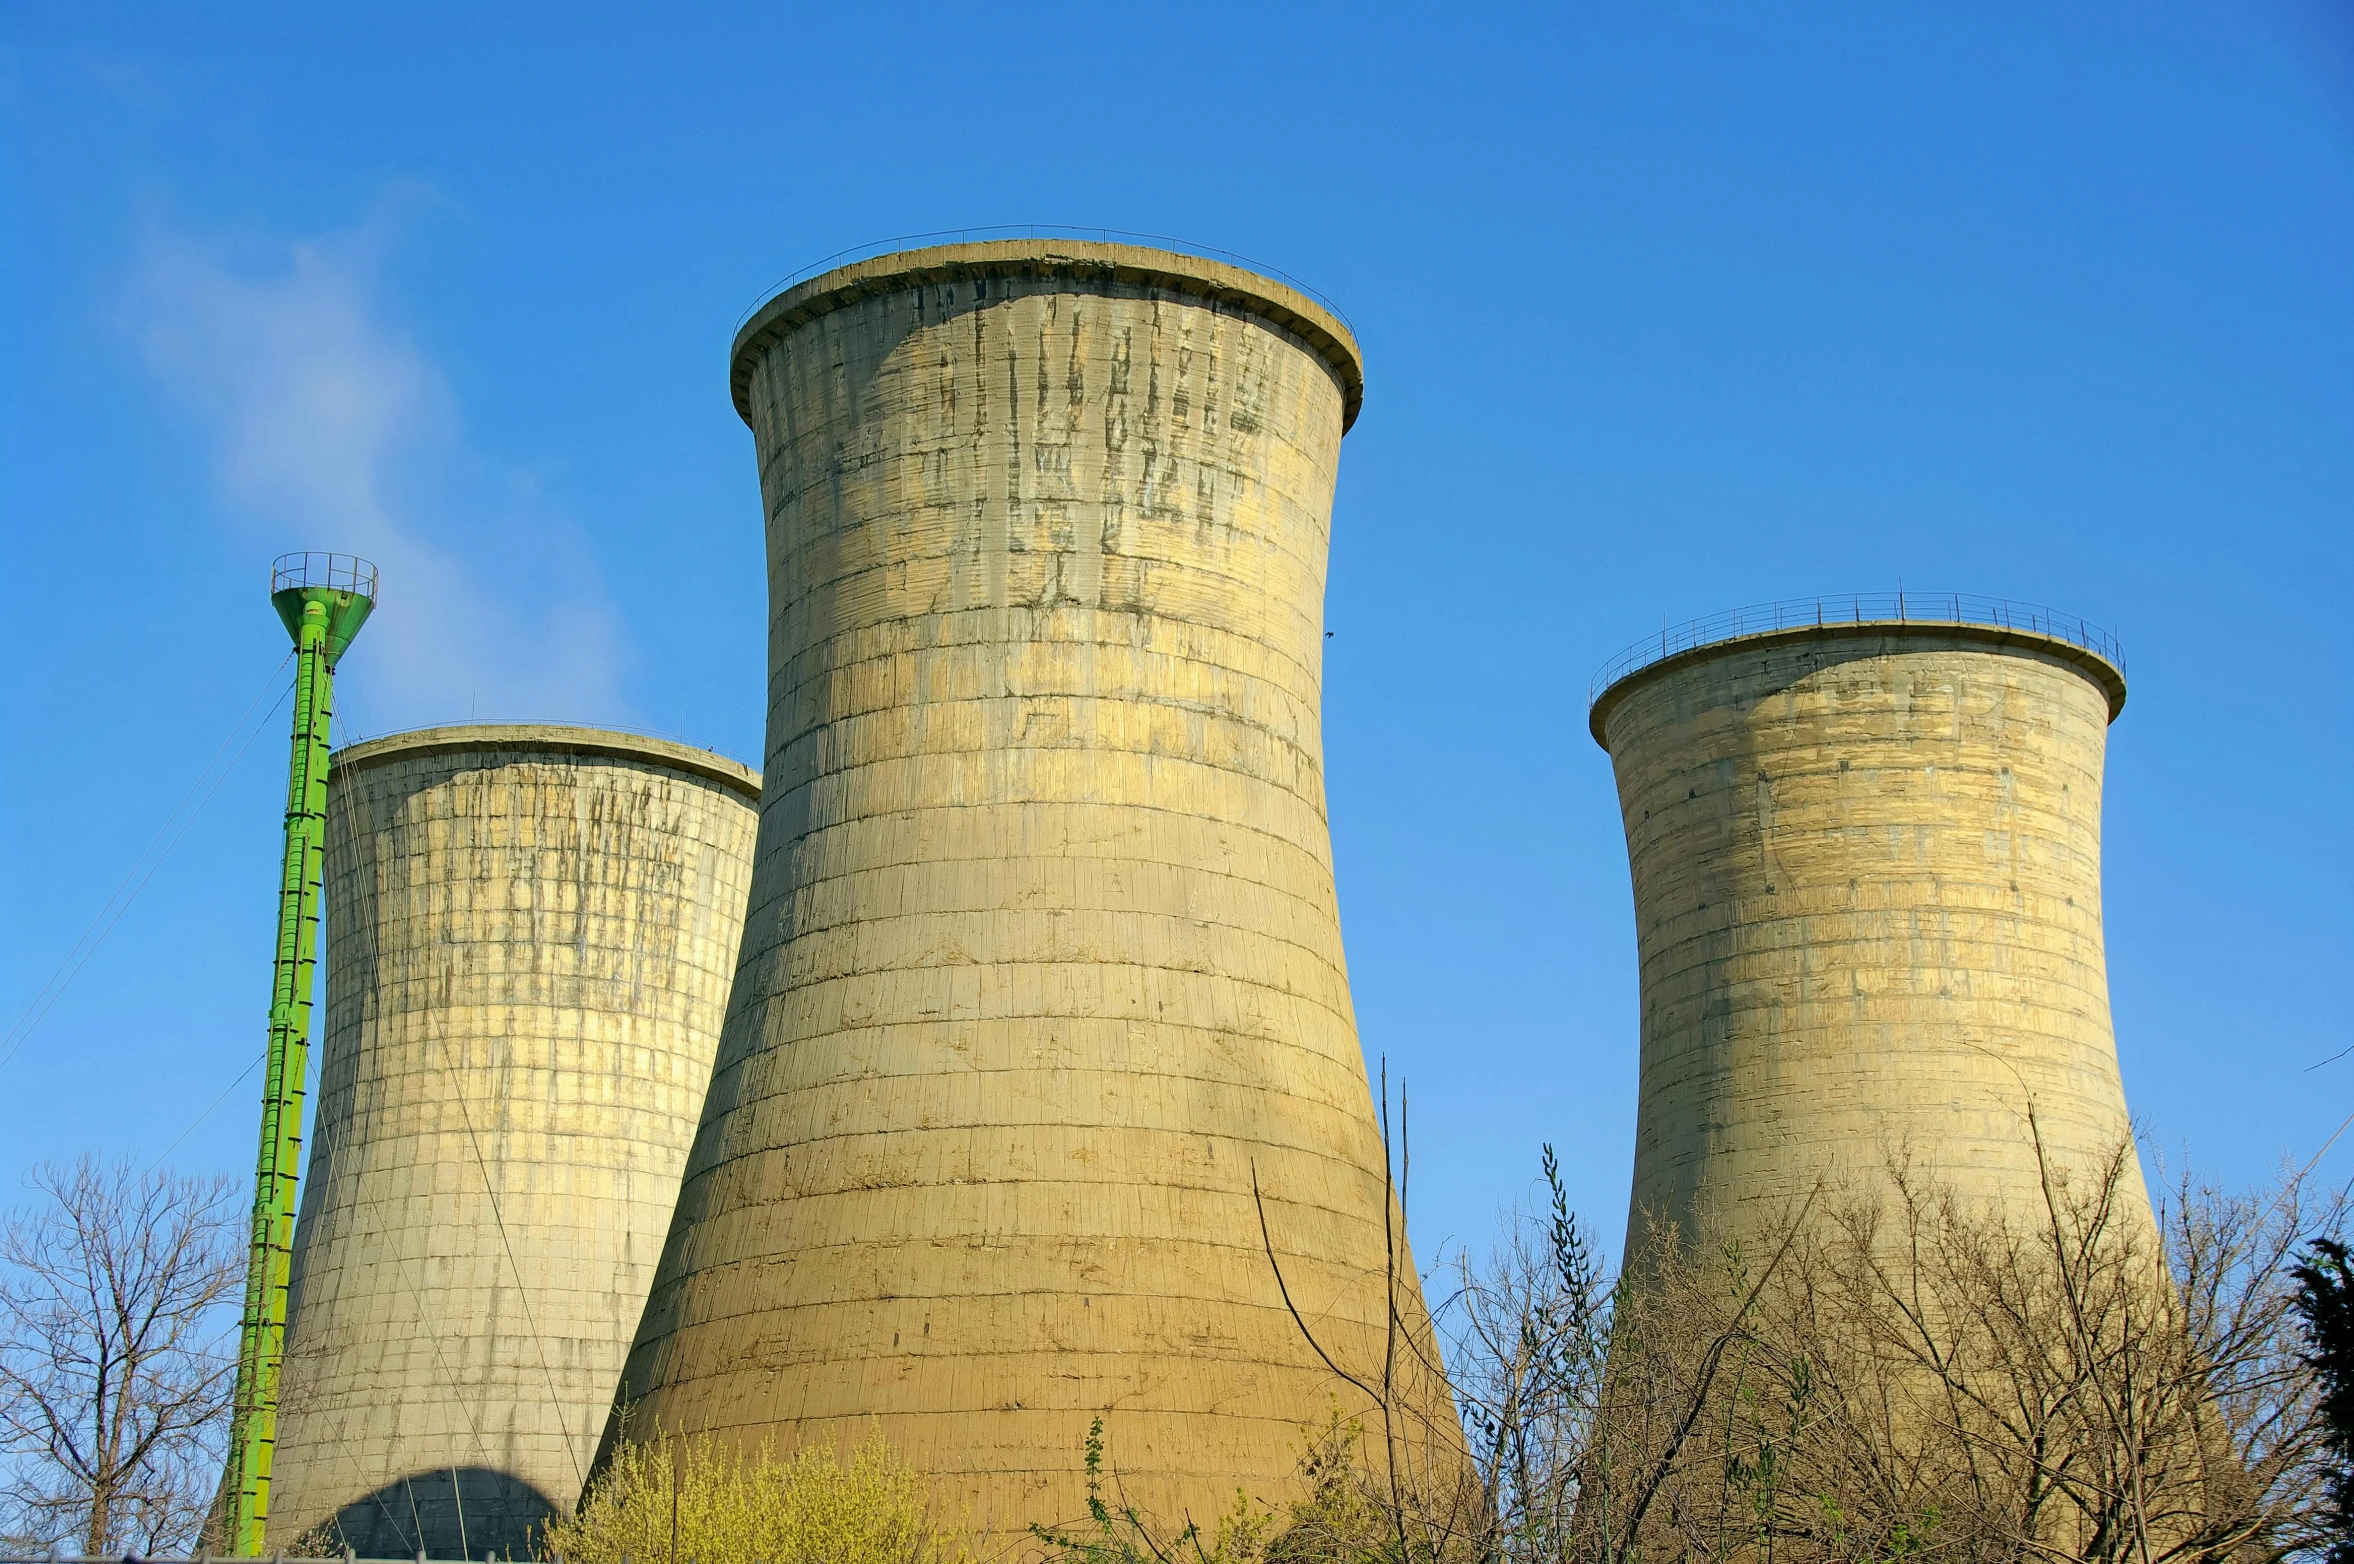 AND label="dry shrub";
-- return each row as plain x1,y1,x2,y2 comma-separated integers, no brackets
1029,1410,1447,1564
1039,1134,2341,1564
284,1518,347,1557
1269,1412,1429,1564
542,1426,968,1564
1567,1139,2344,1564
1358,1129,2347,1564
537,1138,2334,1564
